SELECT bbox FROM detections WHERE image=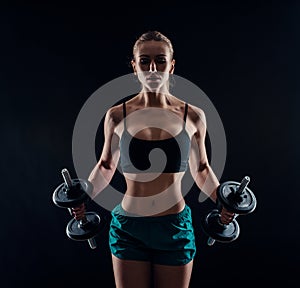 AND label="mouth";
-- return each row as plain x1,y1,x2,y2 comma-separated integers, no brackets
146,76,161,81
